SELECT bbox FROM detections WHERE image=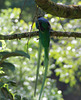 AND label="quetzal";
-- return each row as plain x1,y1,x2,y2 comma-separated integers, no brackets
34,16,51,100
